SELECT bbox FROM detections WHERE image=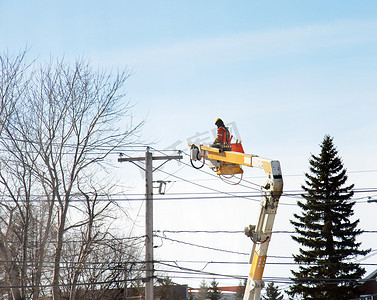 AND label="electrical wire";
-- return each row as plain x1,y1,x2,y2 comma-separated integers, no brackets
155,262,377,284
148,148,377,206
0,276,146,290
157,261,243,280
154,234,249,256
1,147,377,291
155,229,377,234
1,190,376,203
